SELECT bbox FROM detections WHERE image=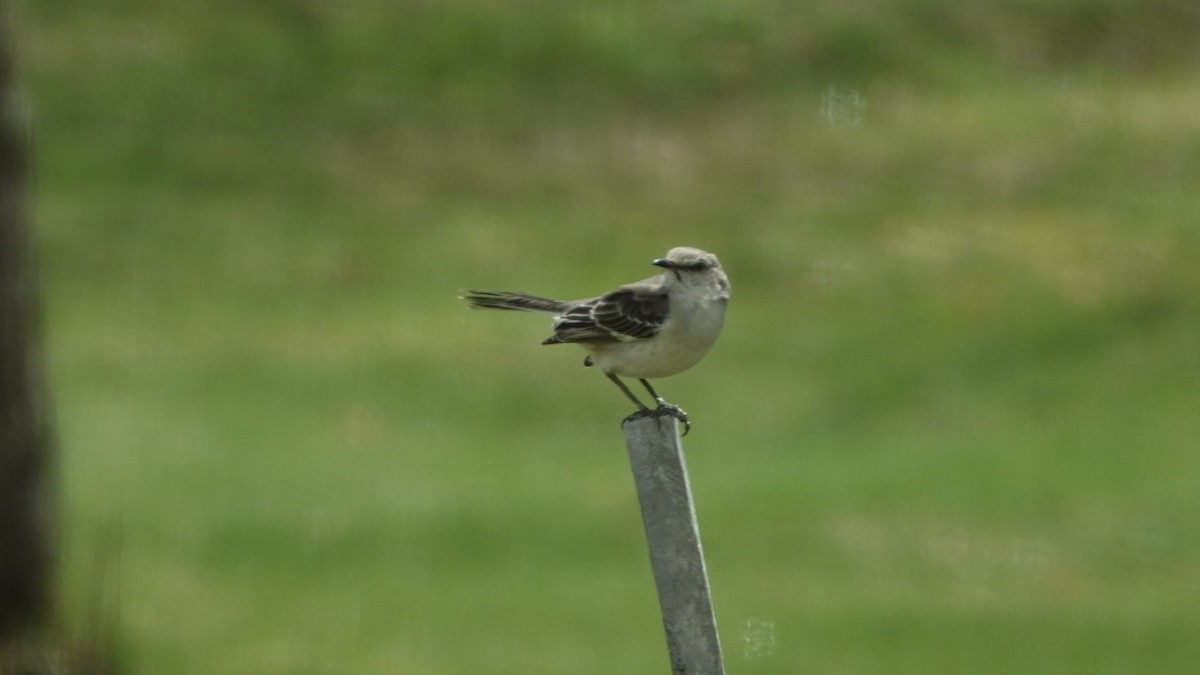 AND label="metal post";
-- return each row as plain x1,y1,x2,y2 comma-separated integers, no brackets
623,412,725,675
